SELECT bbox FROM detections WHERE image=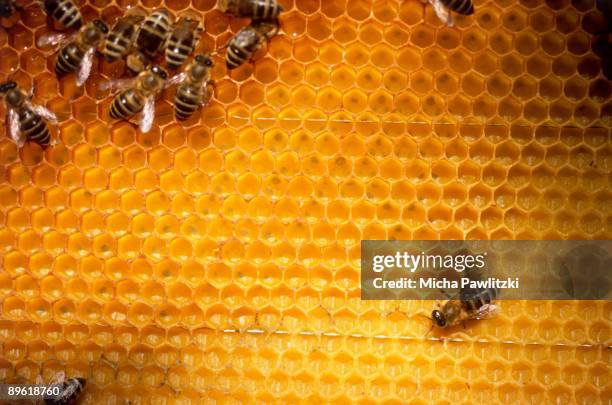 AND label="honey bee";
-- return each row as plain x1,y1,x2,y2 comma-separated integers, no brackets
427,0,474,27
38,19,109,86
42,373,86,405
165,14,203,70
0,81,57,149
429,287,500,331
135,8,174,60
41,0,83,30
168,54,213,120
218,0,283,20
103,65,168,133
225,19,279,70
102,11,146,63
